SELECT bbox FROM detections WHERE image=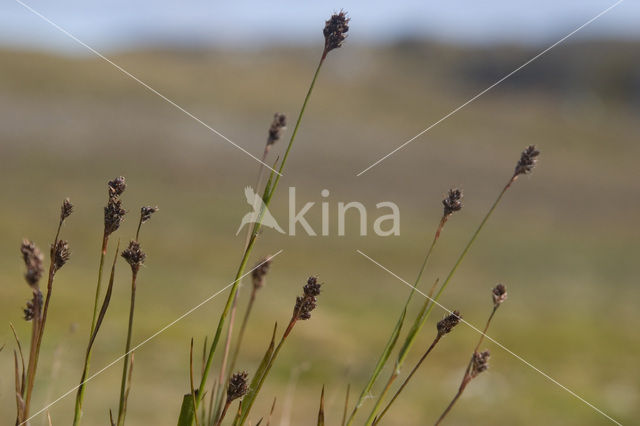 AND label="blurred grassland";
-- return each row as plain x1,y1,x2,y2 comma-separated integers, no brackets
0,41,639,425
